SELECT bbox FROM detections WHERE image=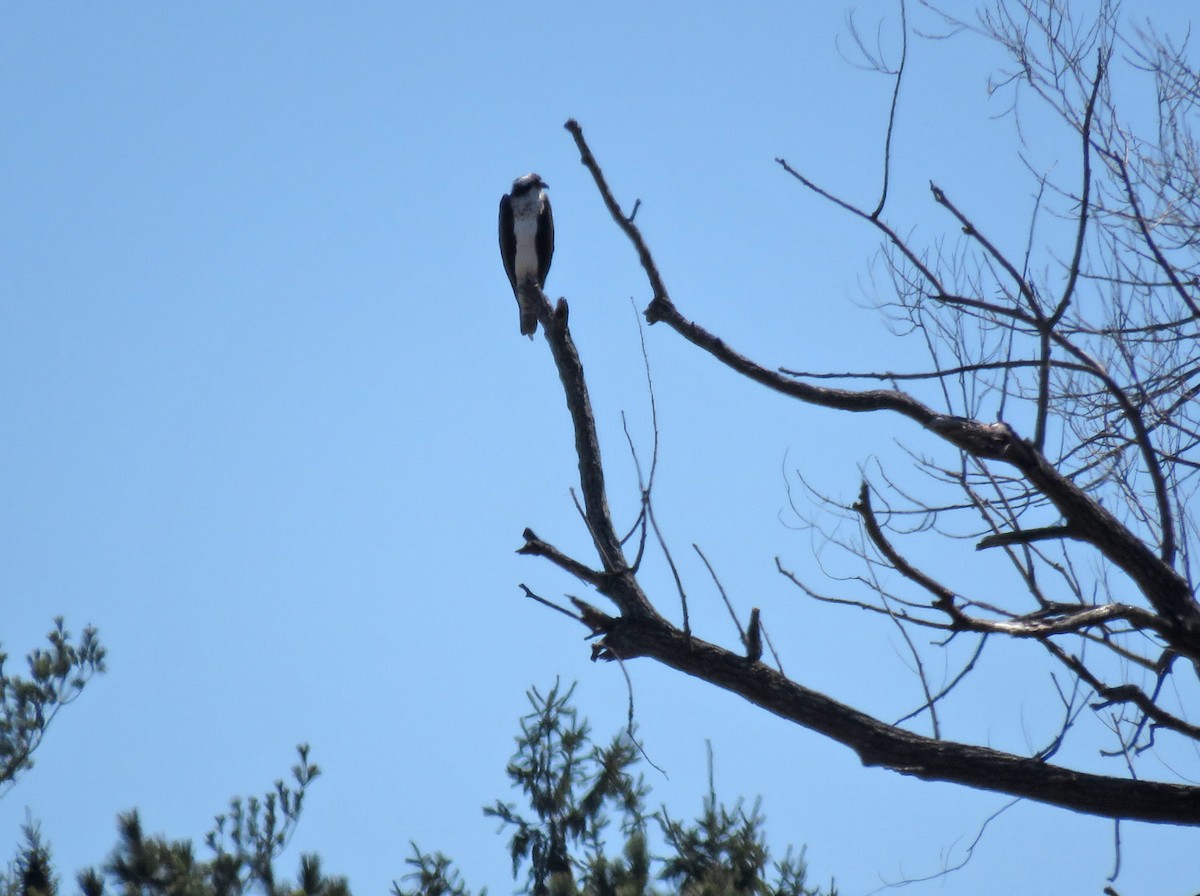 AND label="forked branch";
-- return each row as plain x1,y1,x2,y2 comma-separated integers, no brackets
510,118,1200,825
